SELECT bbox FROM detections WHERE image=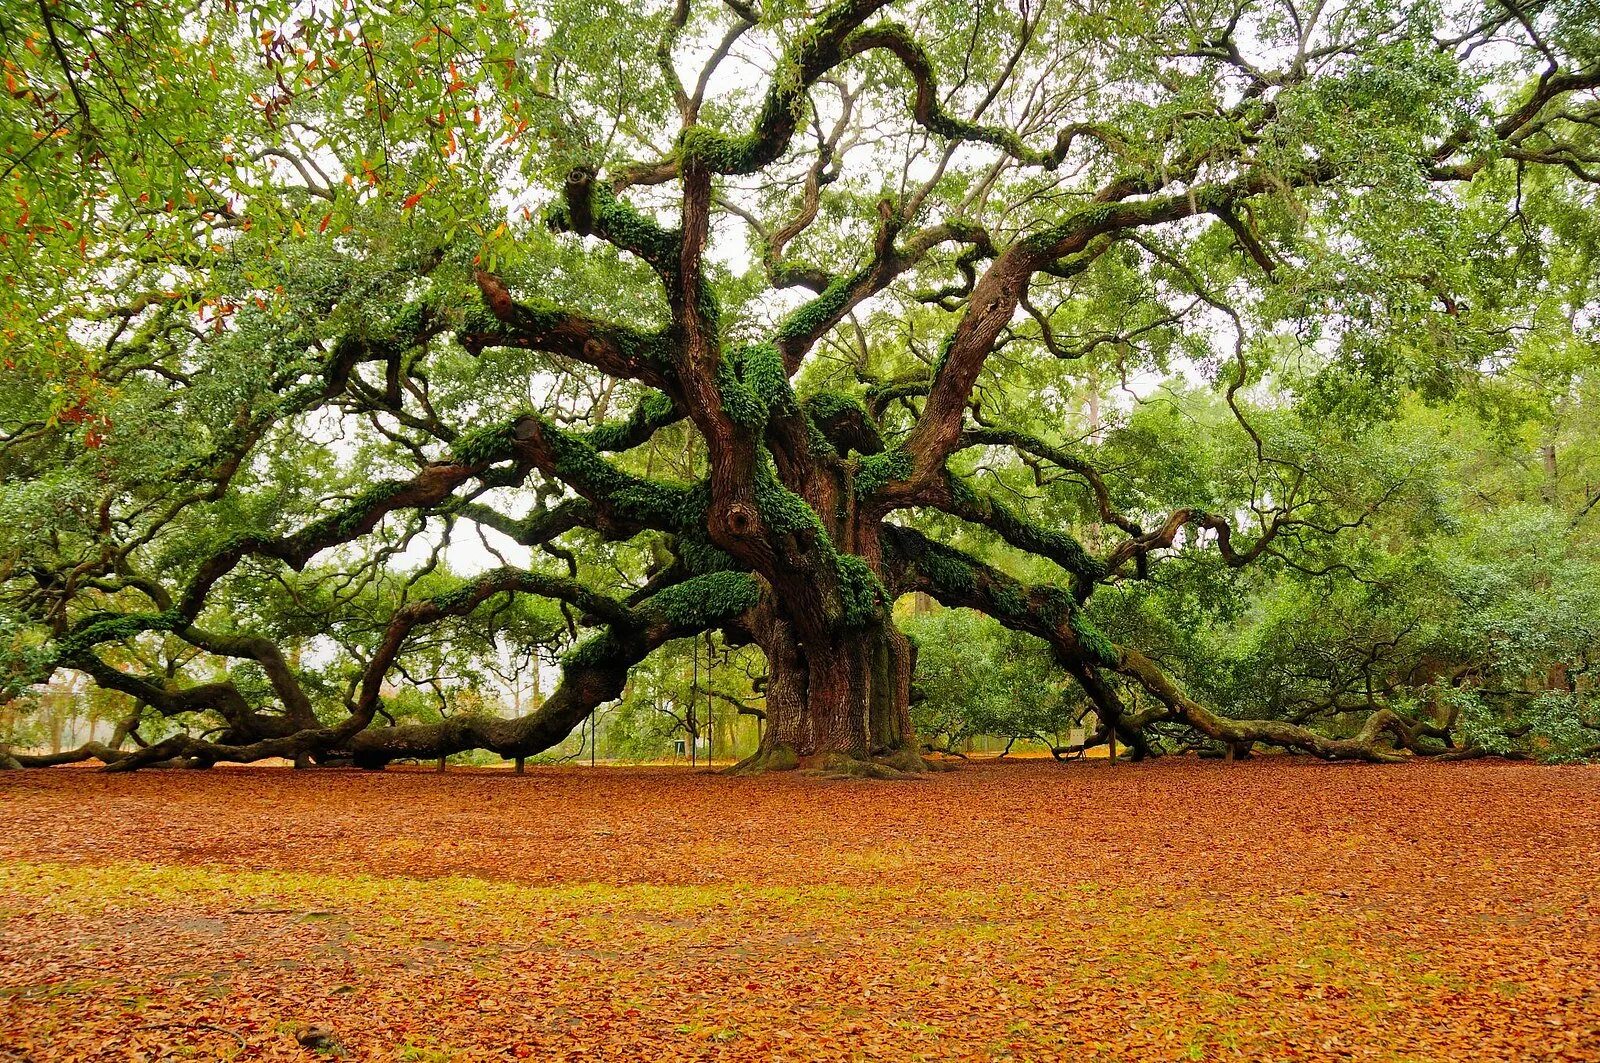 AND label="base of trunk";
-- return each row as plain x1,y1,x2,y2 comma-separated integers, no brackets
726,742,949,778
725,744,801,775
810,751,916,779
